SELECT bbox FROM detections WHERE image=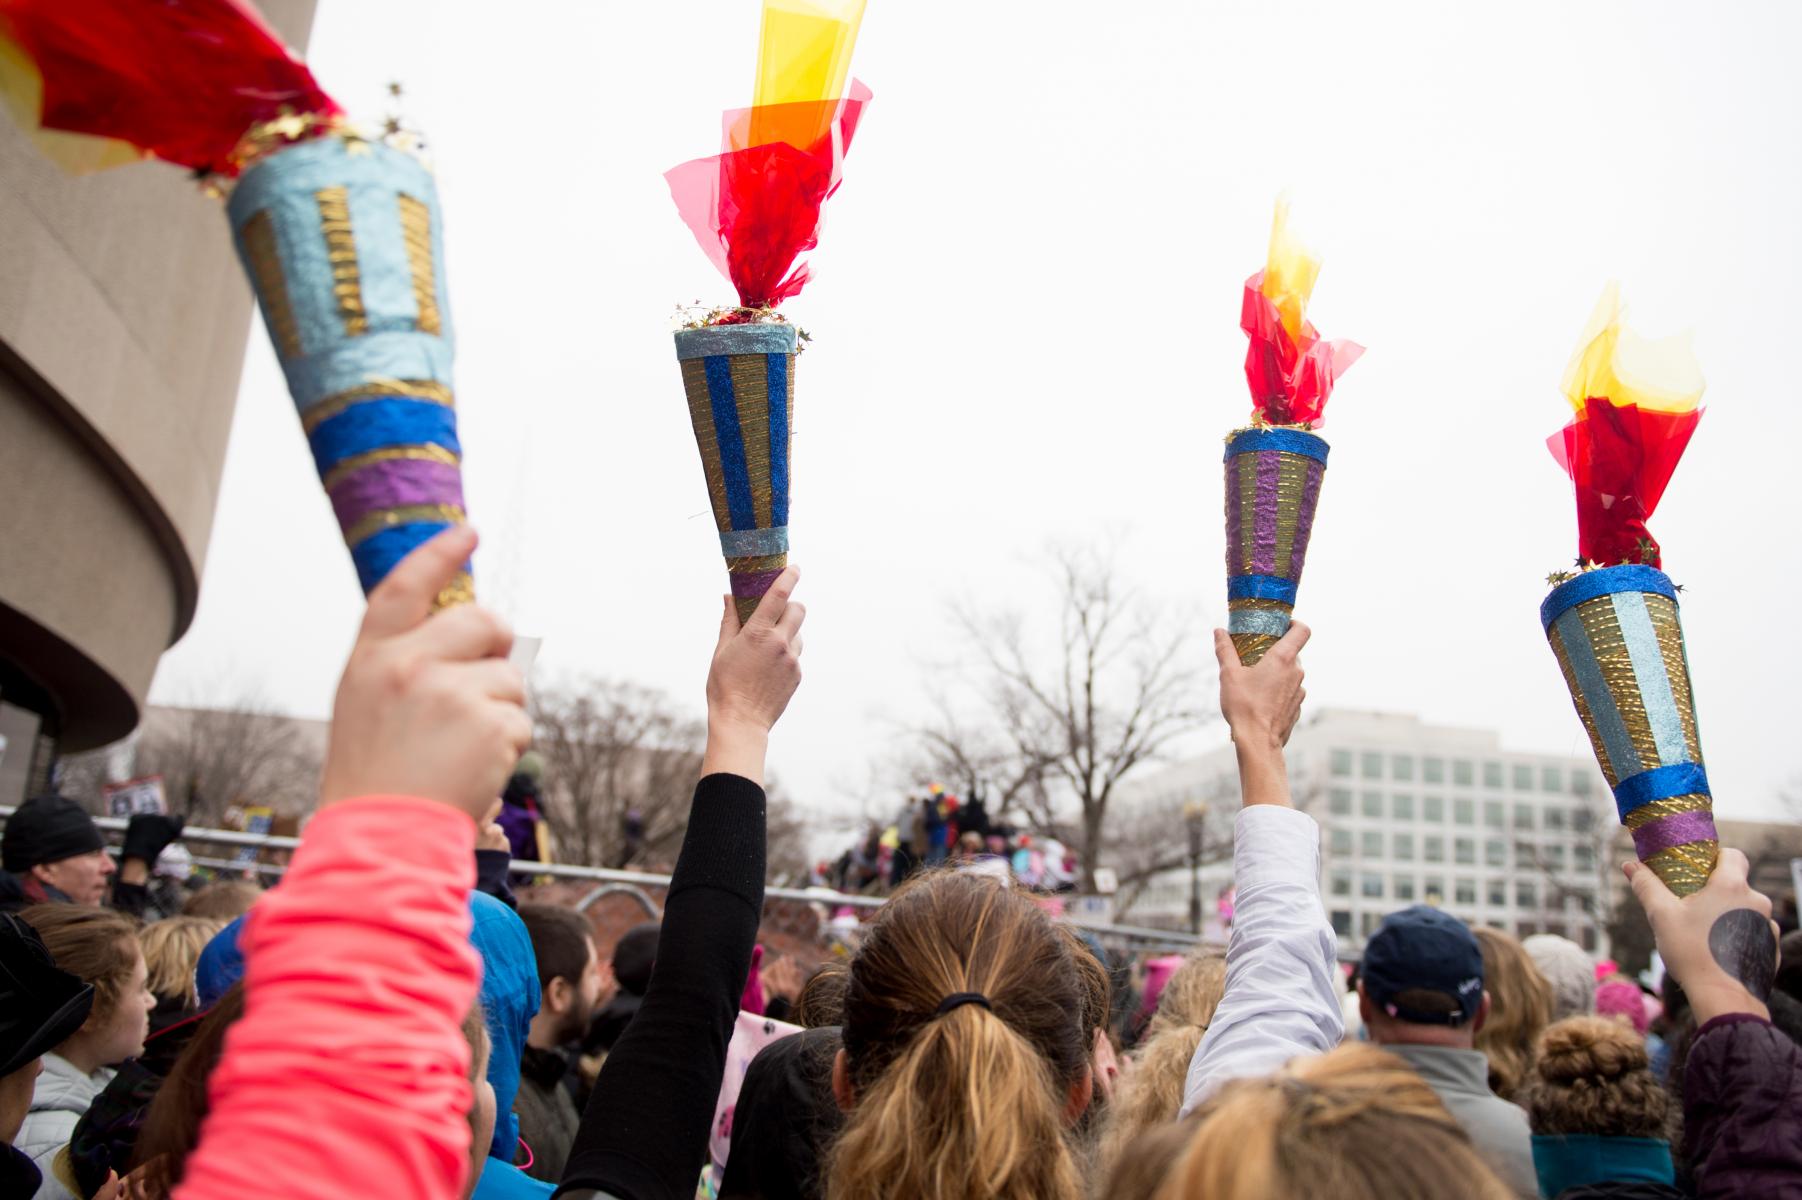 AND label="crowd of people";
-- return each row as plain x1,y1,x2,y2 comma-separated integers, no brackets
0,526,1795,1199
824,791,1082,895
